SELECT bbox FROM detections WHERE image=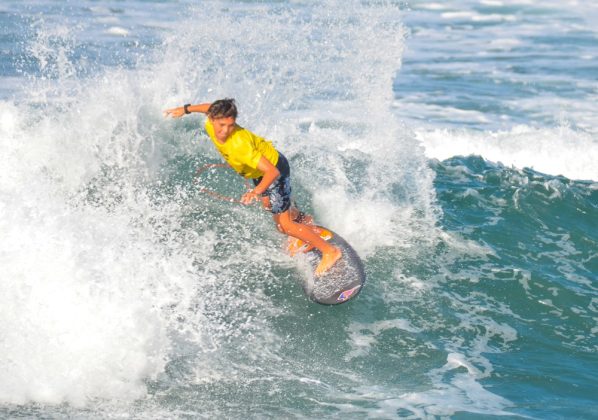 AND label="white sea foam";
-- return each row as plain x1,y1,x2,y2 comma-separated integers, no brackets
489,38,522,50
441,10,515,23
106,26,129,36
416,125,598,181
95,16,120,24
345,319,421,360
480,0,504,5
0,64,208,405
419,3,448,10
